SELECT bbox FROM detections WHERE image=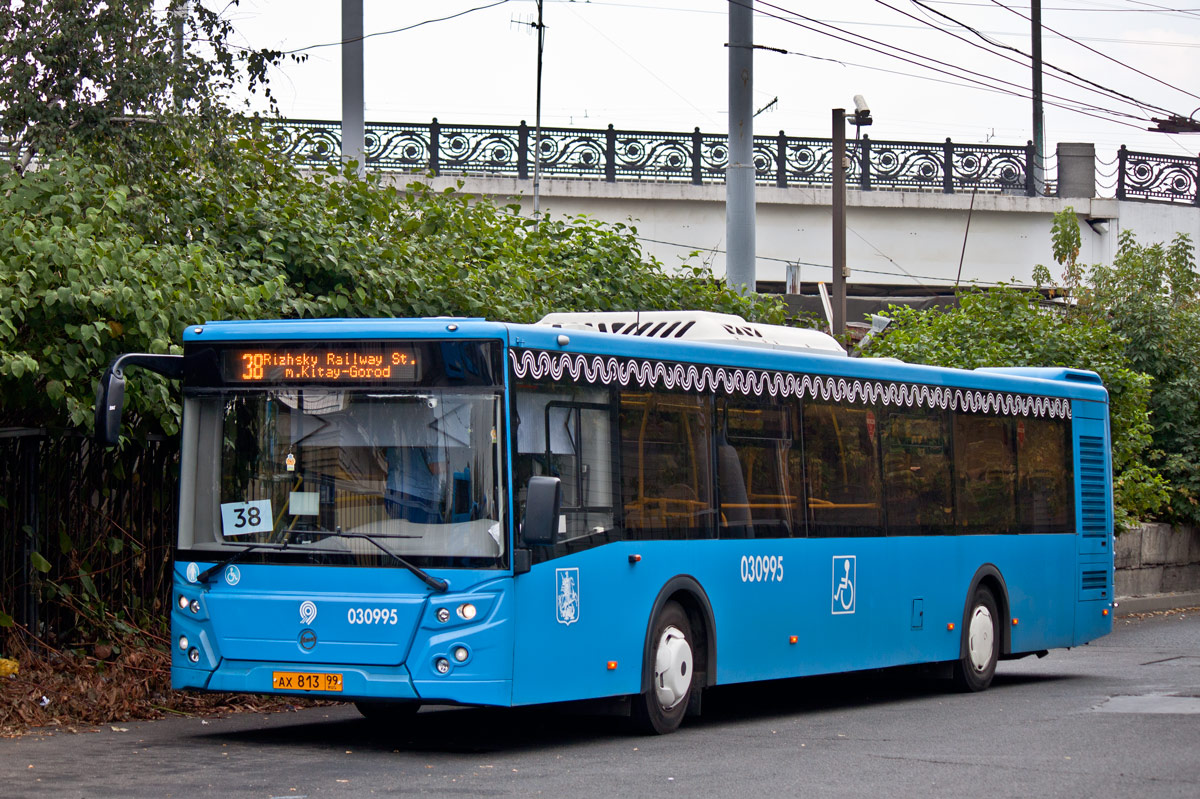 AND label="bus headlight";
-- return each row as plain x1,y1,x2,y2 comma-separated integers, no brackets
188,648,200,663
453,646,469,662
435,658,450,674
178,635,189,651
456,603,477,621
436,608,450,623
178,595,189,610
